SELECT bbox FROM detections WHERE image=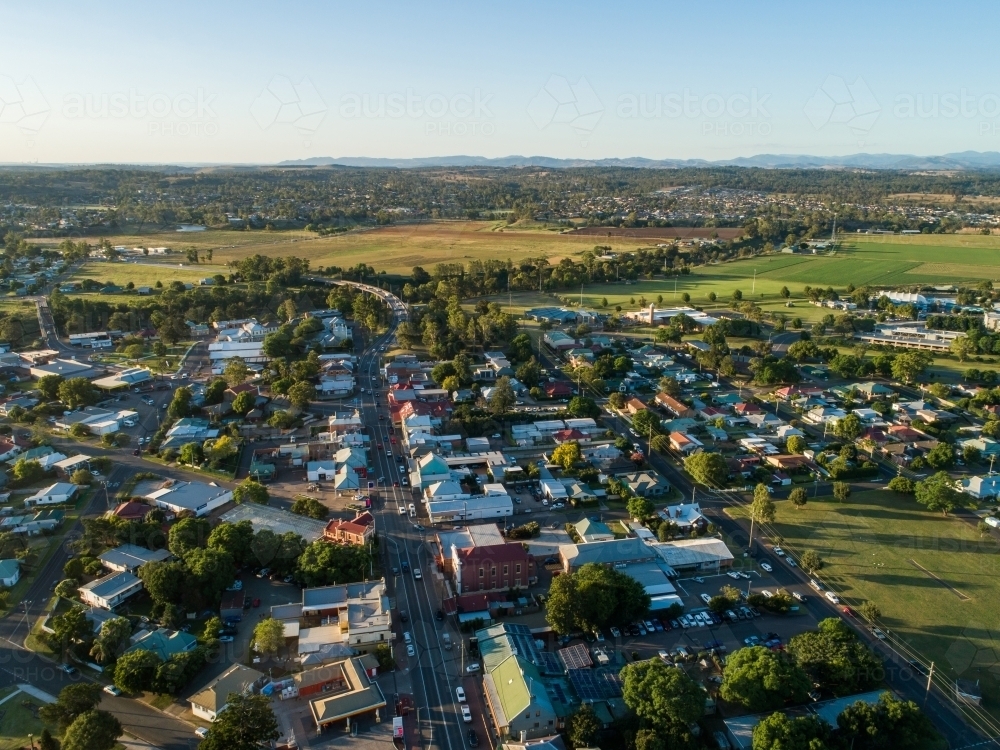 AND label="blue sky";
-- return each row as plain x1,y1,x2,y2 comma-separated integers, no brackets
1,0,998,163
